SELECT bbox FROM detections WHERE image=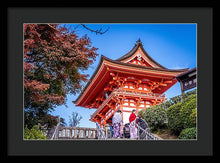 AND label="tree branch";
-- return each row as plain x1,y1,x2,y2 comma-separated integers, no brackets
80,24,109,35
